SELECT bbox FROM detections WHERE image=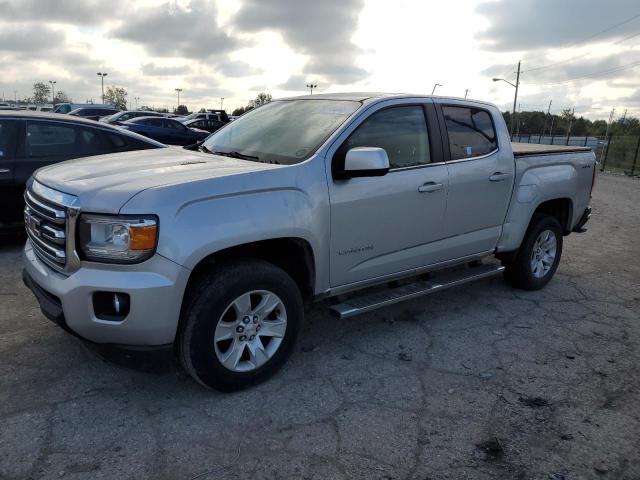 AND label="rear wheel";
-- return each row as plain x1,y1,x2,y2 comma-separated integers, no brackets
179,259,303,391
503,214,563,290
